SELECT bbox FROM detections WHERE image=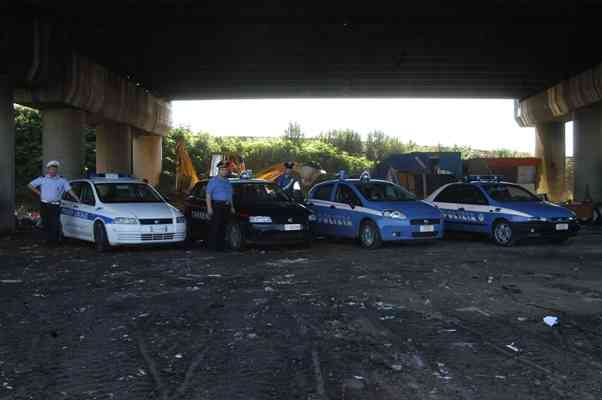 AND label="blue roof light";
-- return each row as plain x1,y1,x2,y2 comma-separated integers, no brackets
240,170,254,179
